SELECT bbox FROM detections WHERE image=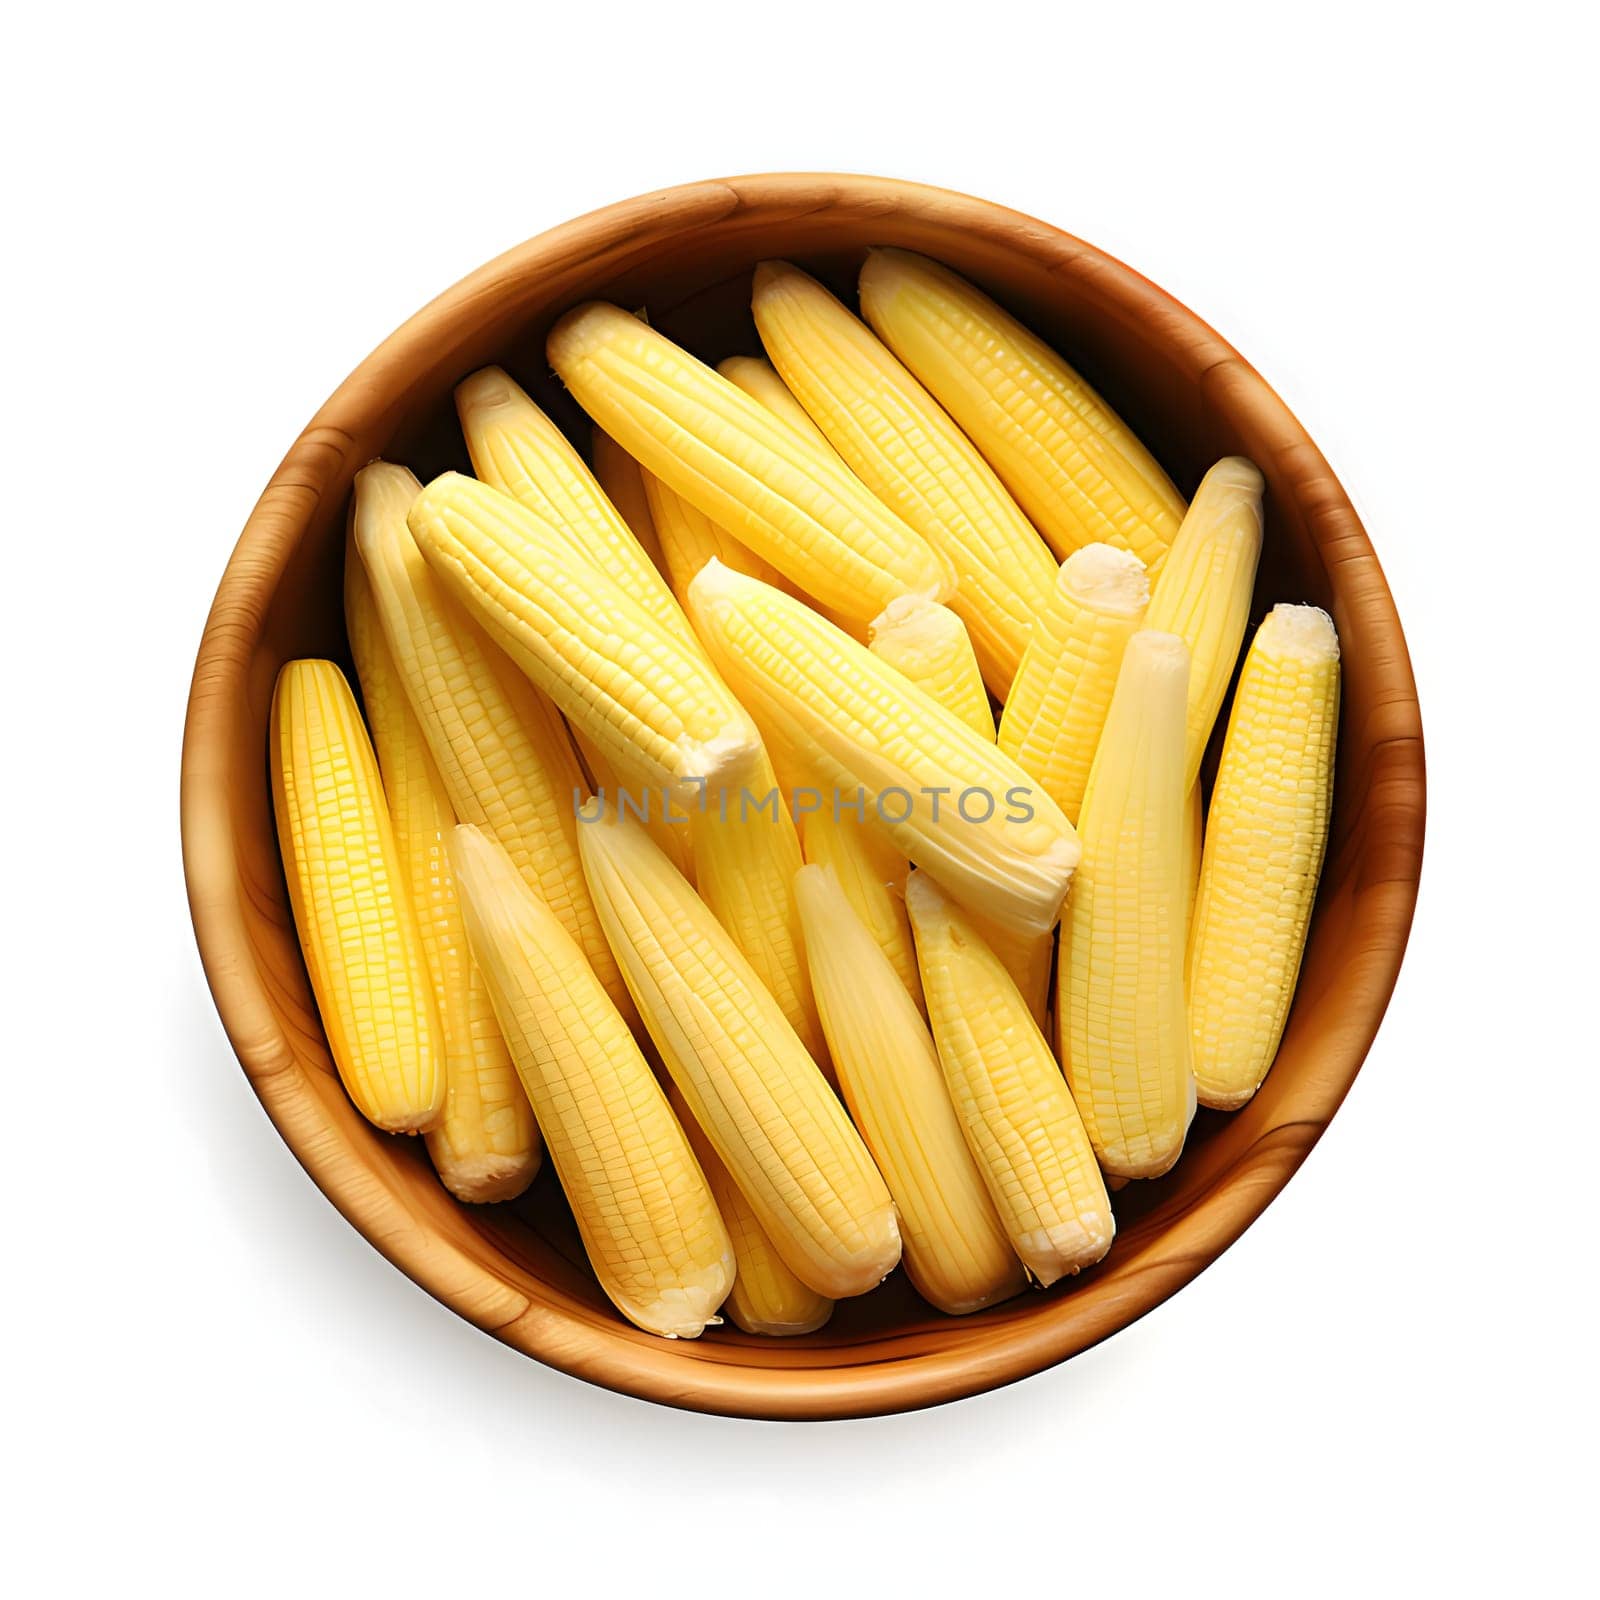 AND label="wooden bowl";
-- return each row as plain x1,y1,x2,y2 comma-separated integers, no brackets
180,174,1424,1420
